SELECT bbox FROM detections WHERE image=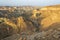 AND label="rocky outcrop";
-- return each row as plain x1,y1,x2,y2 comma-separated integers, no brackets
39,5,60,30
